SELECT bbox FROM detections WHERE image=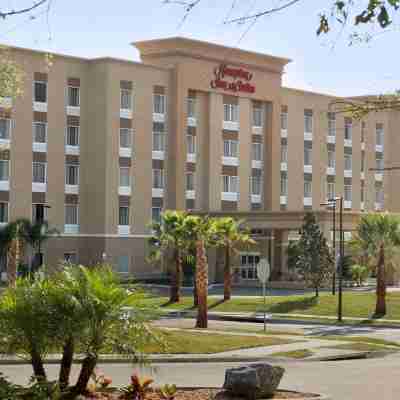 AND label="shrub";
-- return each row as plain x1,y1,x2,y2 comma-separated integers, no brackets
351,264,370,286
